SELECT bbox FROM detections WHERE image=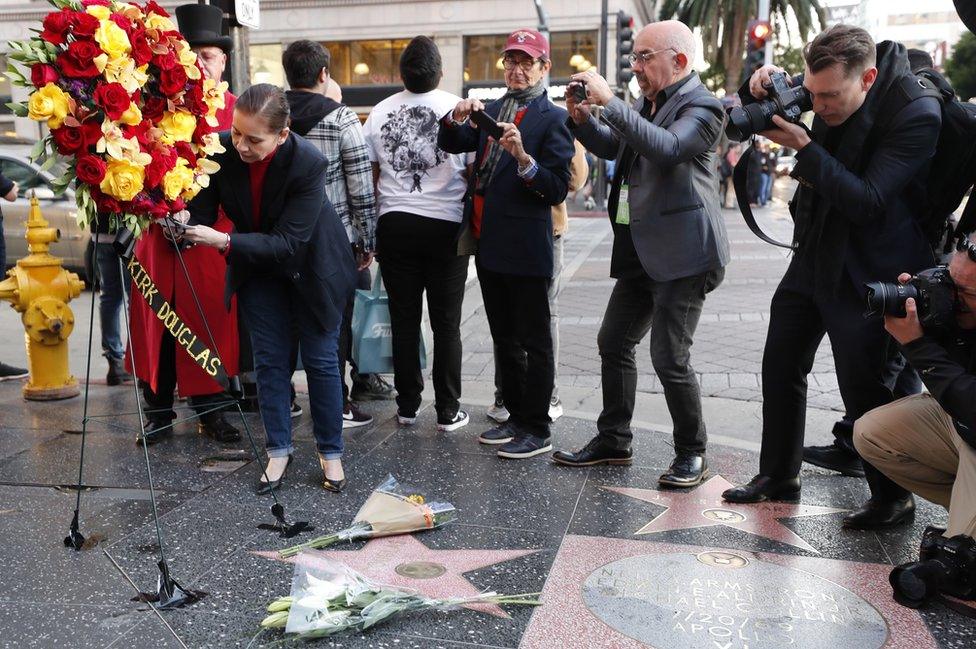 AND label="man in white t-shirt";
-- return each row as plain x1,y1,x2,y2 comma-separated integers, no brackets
363,35,471,432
